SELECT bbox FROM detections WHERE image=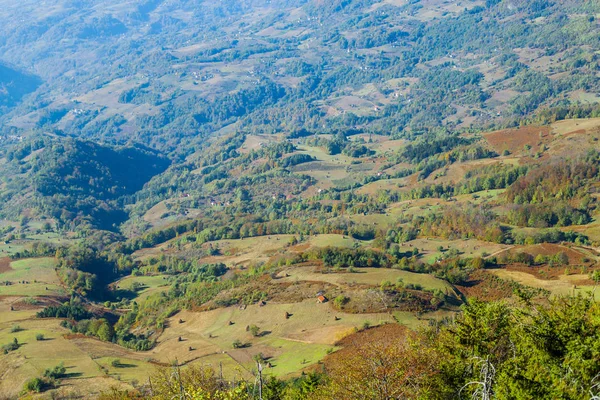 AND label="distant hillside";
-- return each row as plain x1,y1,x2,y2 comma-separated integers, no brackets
0,63,40,113
0,0,600,231
0,0,598,156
